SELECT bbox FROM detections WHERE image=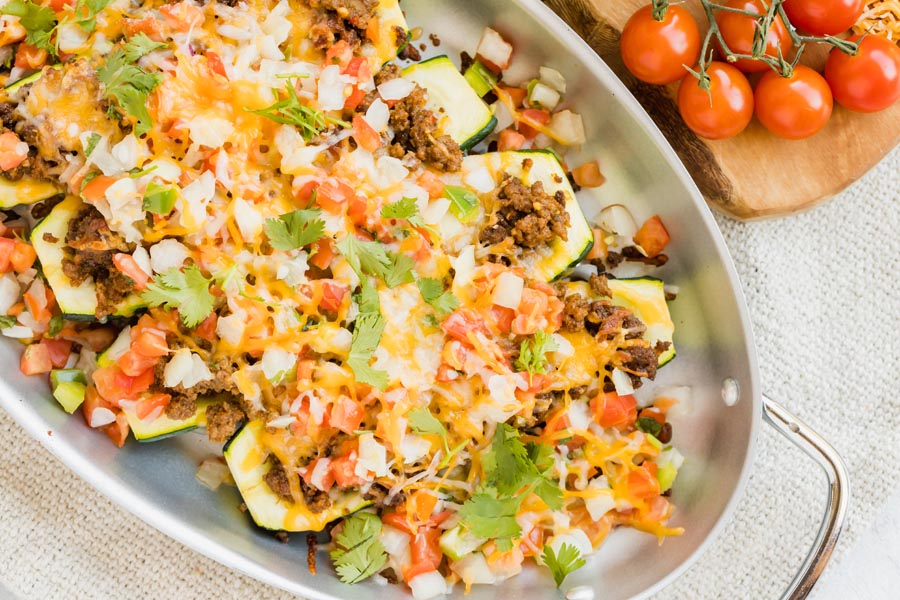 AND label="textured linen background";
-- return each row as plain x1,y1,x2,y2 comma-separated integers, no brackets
0,145,897,598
